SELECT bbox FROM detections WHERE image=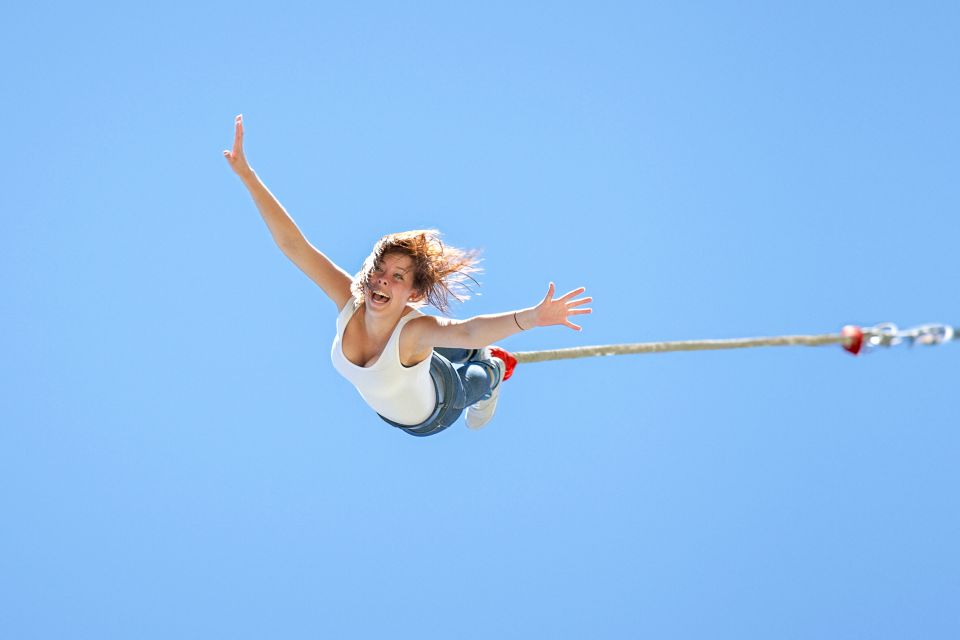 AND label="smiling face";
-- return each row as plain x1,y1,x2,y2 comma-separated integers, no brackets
351,229,481,315
364,252,422,314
